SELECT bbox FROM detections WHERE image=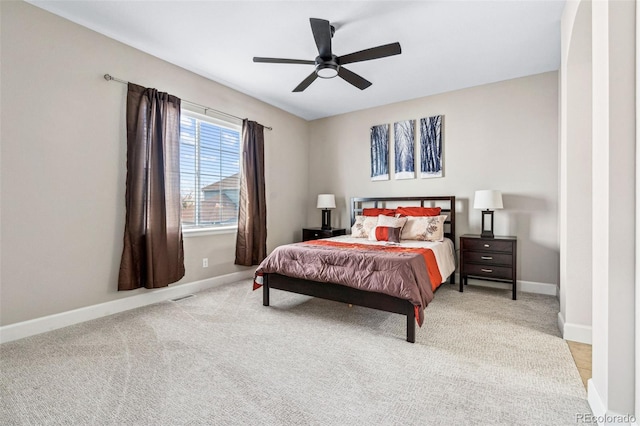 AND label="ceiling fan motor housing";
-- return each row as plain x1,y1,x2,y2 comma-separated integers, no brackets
253,18,401,91
315,55,339,79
